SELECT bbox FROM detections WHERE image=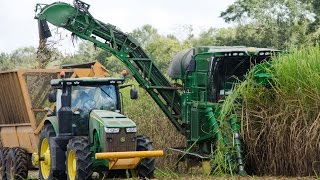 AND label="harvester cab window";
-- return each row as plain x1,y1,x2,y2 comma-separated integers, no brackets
71,85,117,113
210,55,268,102
219,57,247,94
